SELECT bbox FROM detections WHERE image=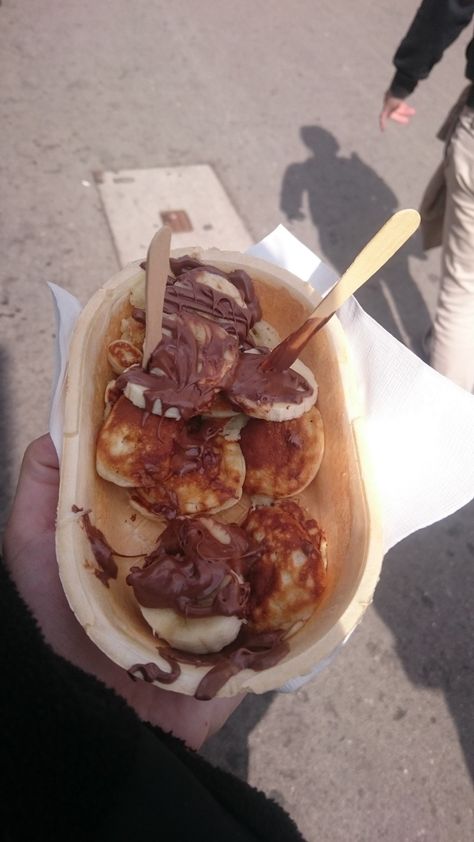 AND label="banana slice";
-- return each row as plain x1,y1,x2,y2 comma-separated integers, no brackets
248,319,281,350
180,270,246,309
127,517,254,653
220,414,248,441
123,379,182,419
228,352,318,421
138,606,242,654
